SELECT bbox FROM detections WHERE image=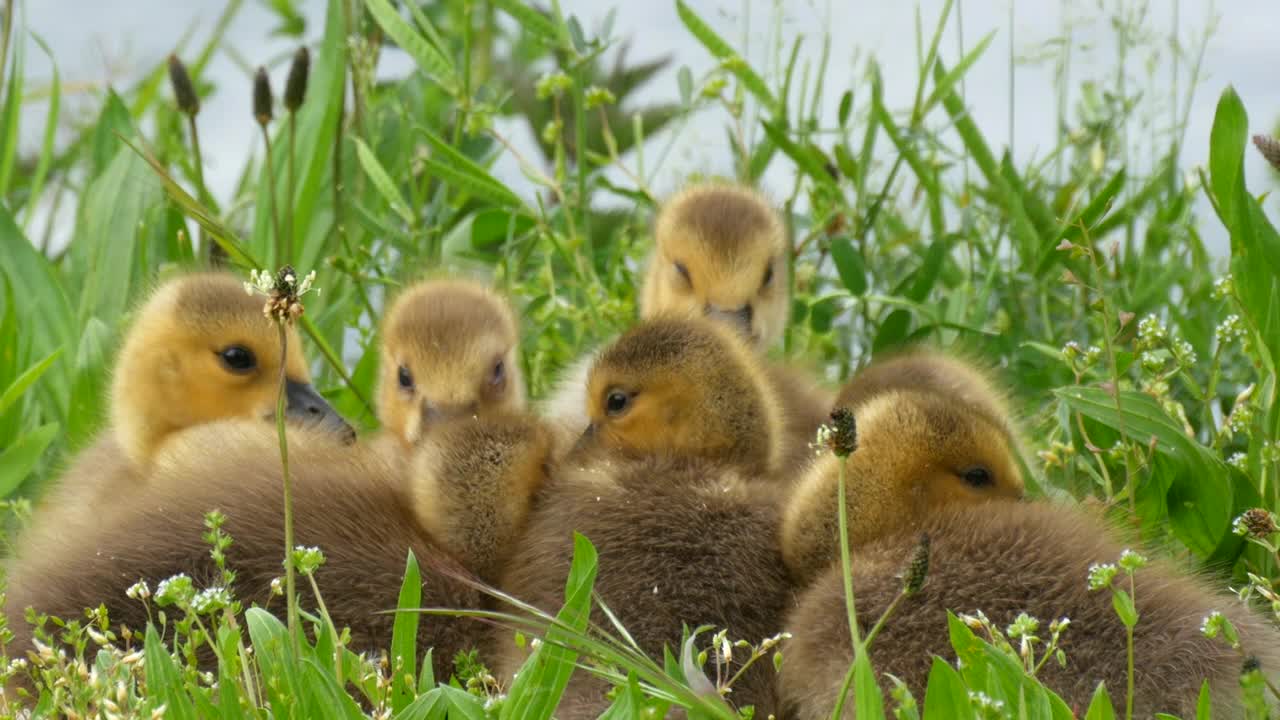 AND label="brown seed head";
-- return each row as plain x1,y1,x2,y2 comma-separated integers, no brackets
168,55,199,116
253,67,273,125
284,47,310,112
1253,135,1280,173
903,533,931,595
826,407,858,458
1241,508,1278,539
